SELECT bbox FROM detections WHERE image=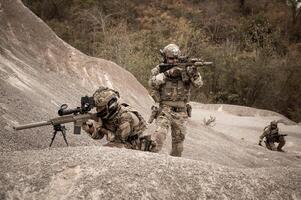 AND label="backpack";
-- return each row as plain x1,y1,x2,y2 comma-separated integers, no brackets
120,103,147,135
